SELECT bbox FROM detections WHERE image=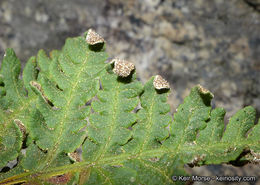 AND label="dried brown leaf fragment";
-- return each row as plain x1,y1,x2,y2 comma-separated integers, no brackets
112,58,135,77
153,75,170,90
86,29,105,45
